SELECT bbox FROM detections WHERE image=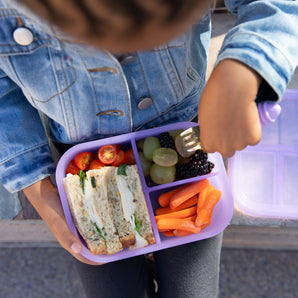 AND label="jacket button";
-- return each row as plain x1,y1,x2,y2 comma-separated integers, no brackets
138,97,152,110
120,56,135,65
13,27,34,46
